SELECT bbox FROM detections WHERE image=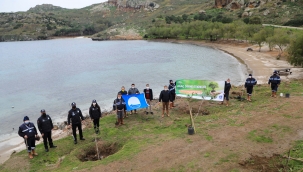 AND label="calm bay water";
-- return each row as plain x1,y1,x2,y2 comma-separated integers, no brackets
0,38,247,140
